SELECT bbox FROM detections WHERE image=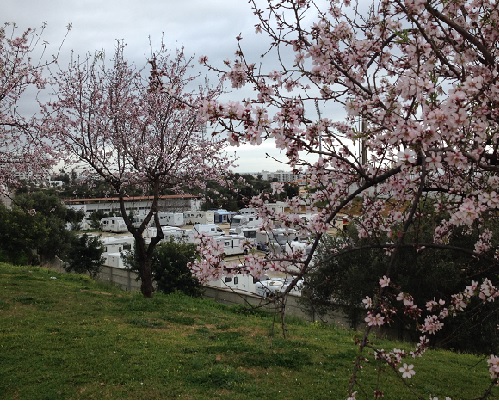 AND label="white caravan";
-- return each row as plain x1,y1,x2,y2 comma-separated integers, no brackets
100,217,128,233
255,277,304,298
184,223,225,243
133,212,184,228
216,235,249,256
193,224,225,237
101,236,134,254
183,210,215,225
101,236,134,269
208,264,270,294
229,214,262,234
157,212,184,227
255,228,300,252
144,226,186,242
